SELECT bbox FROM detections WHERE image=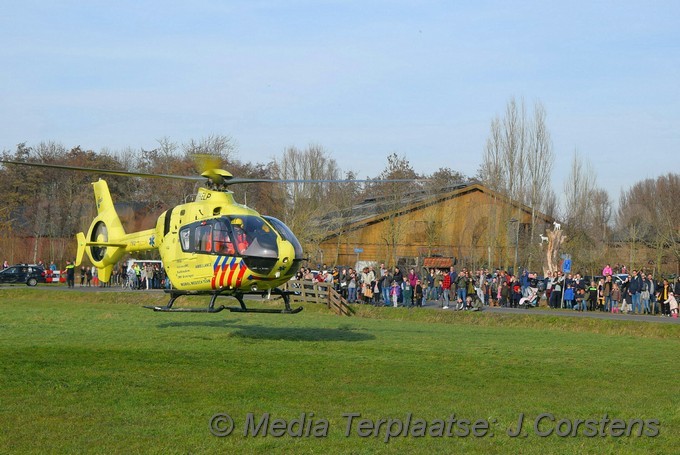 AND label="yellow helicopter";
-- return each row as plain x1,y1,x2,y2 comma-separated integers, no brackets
1,159,307,314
